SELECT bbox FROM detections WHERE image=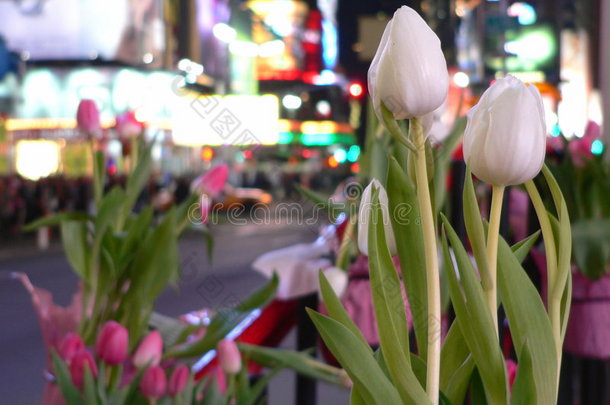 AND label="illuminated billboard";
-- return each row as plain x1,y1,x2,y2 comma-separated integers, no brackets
0,0,165,67
171,94,280,146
